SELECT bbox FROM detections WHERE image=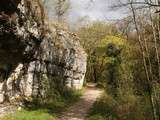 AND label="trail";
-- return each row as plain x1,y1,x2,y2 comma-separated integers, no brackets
57,84,102,120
